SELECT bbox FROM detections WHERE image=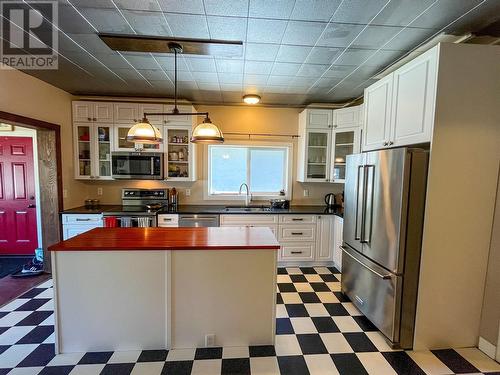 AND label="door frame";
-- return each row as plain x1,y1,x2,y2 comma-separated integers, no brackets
0,111,63,271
